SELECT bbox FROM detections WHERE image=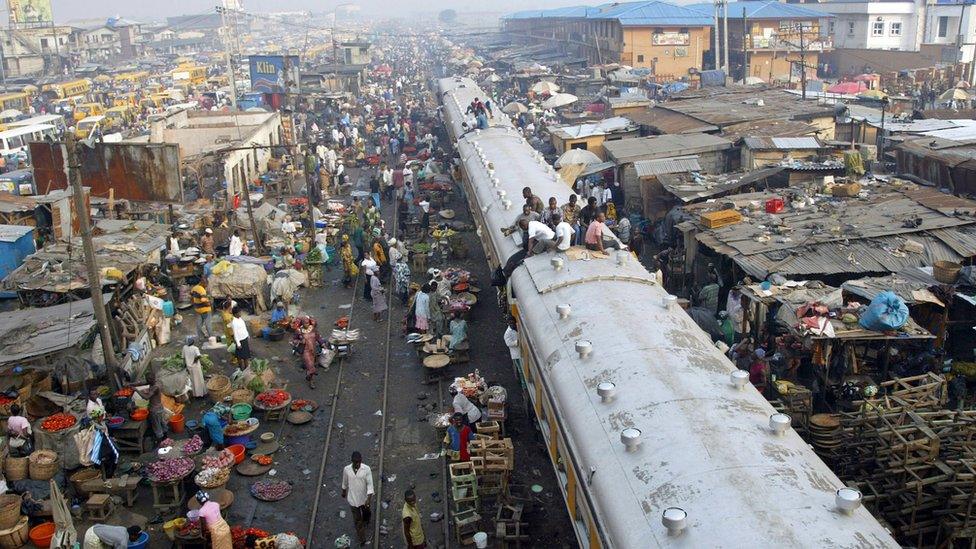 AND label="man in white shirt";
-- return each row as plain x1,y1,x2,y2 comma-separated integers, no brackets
503,319,522,375
230,306,251,369
592,182,612,208
525,219,556,256
341,451,374,547
380,163,394,200
228,229,244,257
451,388,482,427
553,212,573,252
